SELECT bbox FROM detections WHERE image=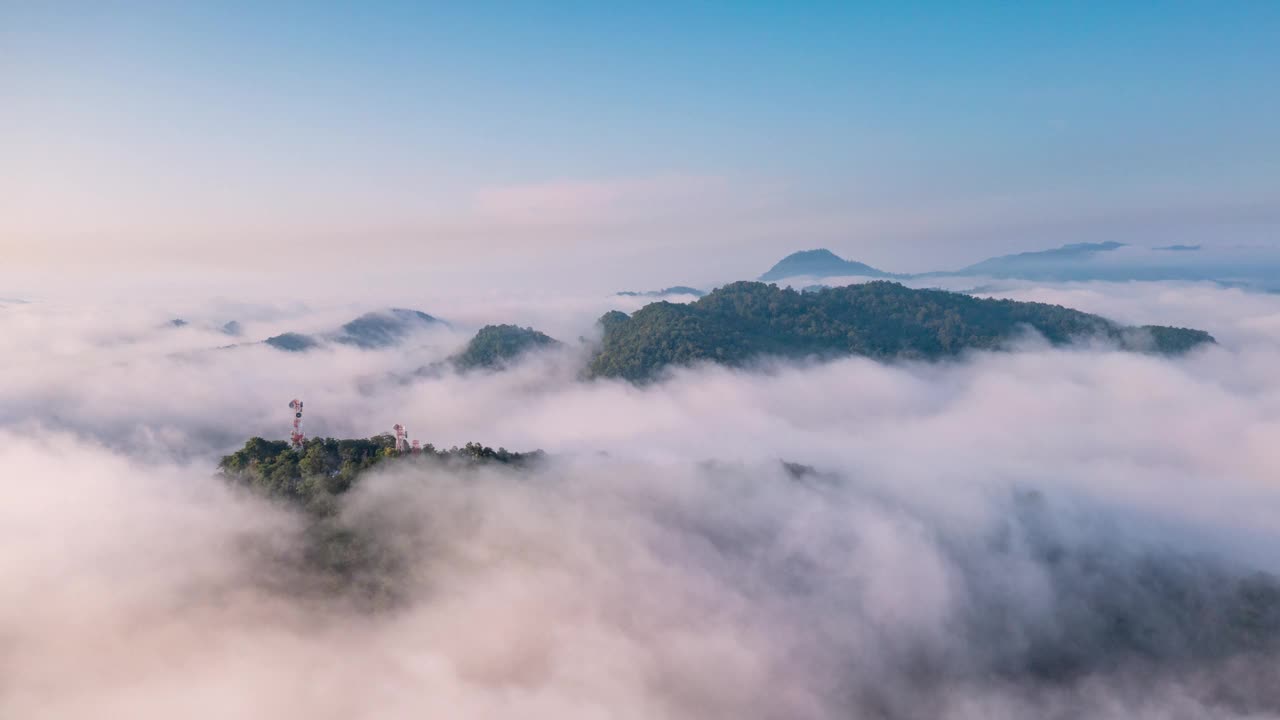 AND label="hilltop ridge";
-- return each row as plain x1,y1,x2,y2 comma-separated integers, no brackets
587,280,1213,381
